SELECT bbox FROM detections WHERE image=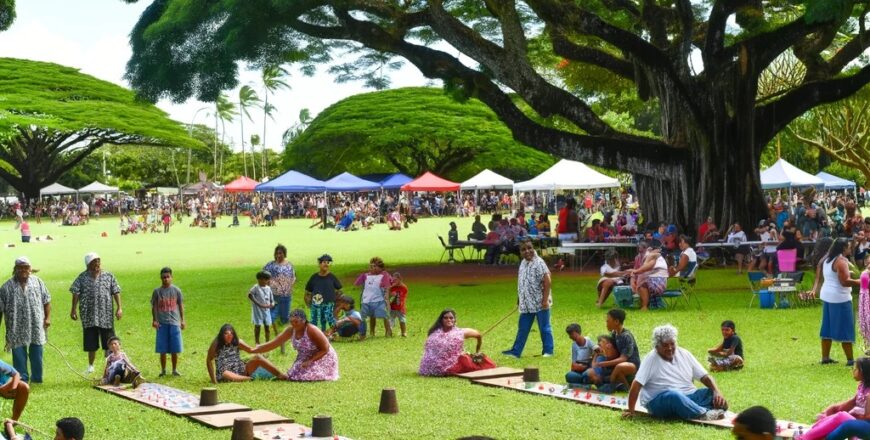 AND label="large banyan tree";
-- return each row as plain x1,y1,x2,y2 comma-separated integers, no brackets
124,0,870,230
0,58,200,199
